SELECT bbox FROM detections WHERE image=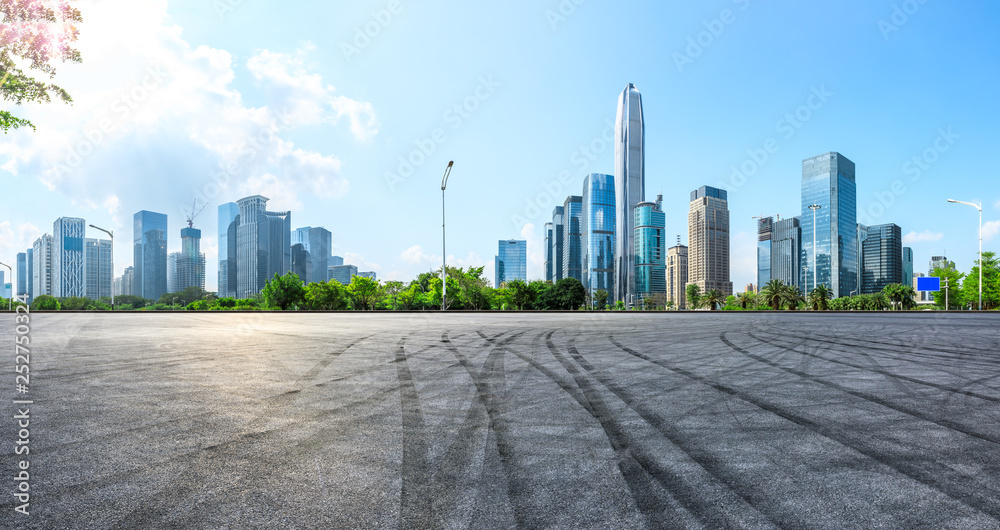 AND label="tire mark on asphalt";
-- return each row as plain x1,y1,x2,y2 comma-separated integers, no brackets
394,336,436,530
610,335,1000,522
